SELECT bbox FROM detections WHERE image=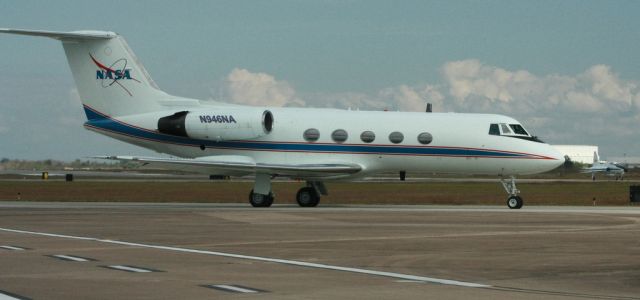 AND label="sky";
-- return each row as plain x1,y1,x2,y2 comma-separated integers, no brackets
1,0,639,160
